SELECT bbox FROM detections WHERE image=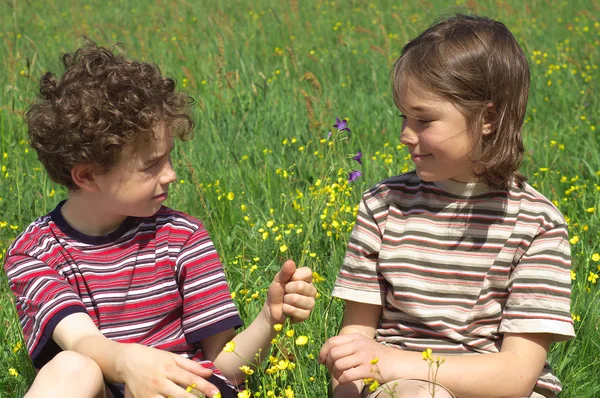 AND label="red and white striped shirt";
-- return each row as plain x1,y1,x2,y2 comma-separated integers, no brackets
4,201,242,385
333,172,574,395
